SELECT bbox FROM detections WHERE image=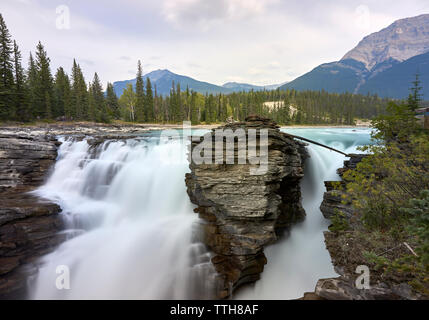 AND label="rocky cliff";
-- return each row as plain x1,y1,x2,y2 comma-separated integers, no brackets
342,14,429,71
0,133,64,298
185,116,308,298
315,155,424,300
